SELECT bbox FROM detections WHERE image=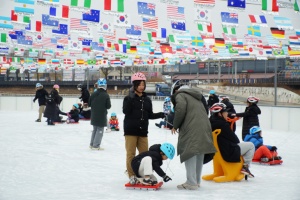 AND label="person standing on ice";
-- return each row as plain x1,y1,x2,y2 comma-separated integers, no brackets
89,78,111,150
209,103,255,178
231,96,261,140
131,143,174,185
123,72,165,184
171,84,216,190
33,83,48,122
44,84,61,126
